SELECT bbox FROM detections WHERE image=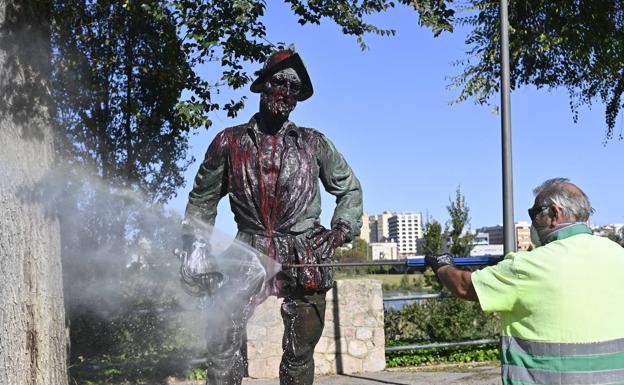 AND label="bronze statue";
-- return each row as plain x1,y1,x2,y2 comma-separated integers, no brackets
182,49,363,385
